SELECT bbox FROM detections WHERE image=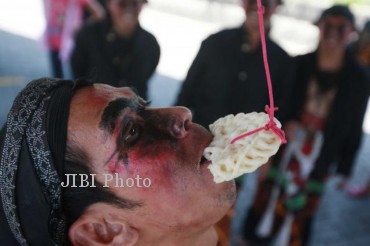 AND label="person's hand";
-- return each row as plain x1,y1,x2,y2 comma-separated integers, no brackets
87,0,105,21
